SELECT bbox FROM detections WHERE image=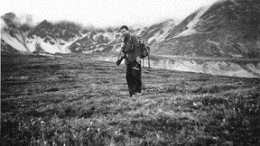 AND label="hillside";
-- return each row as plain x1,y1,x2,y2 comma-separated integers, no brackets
152,0,260,58
138,19,176,46
1,53,260,145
